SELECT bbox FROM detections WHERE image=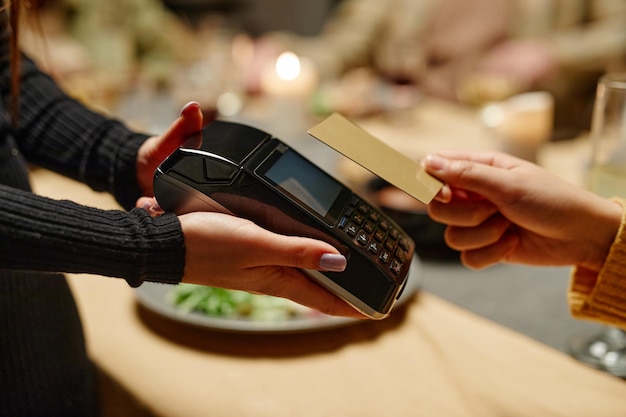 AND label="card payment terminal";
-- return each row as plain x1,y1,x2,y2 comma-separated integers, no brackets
153,120,415,319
